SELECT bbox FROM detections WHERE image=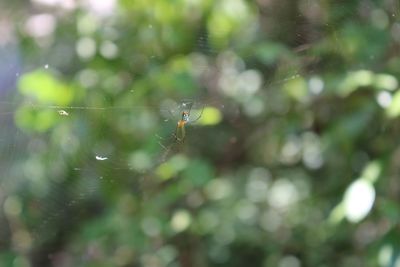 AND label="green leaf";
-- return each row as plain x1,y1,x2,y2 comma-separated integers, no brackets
18,70,74,105
255,42,289,65
183,159,214,186
199,107,222,126
15,106,59,132
282,75,308,102
386,90,400,118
